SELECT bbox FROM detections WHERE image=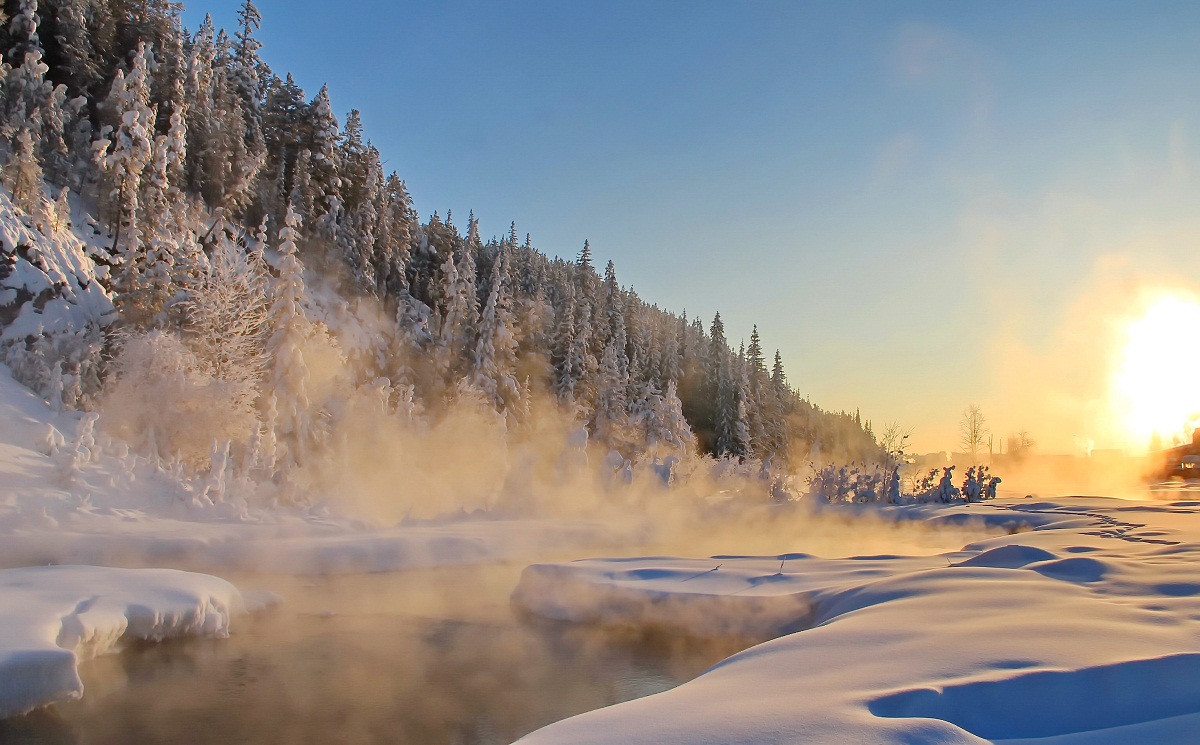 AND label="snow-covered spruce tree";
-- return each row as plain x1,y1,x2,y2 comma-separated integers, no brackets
303,83,339,232
629,377,694,455
6,0,40,66
2,2,59,207
183,14,217,195
703,312,726,448
600,259,628,380
4,125,42,210
140,75,187,240
573,240,598,353
374,173,415,297
471,247,521,416
265,203,315,480
94,41,153,233
551,282,581,402
431,215,476,382
592,336,628,444
230,0,264,128
746,324,770,454
203,63,264,214
260,72,309,219
93,43,157,321
712,326,751,459
556,283,597,410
